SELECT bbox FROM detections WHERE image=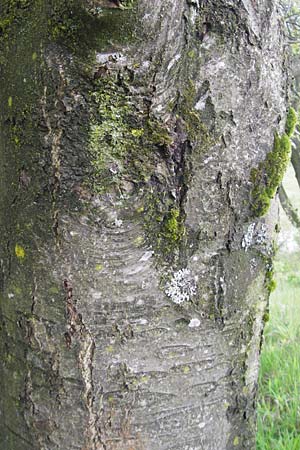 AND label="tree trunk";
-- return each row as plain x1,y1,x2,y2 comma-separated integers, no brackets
0,1,287,449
